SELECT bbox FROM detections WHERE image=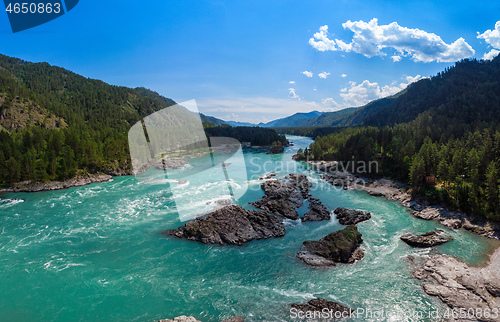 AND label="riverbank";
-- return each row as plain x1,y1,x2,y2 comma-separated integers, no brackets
307,160,500,320
0,173,113,193
309,161,500,240
412,246,500,321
